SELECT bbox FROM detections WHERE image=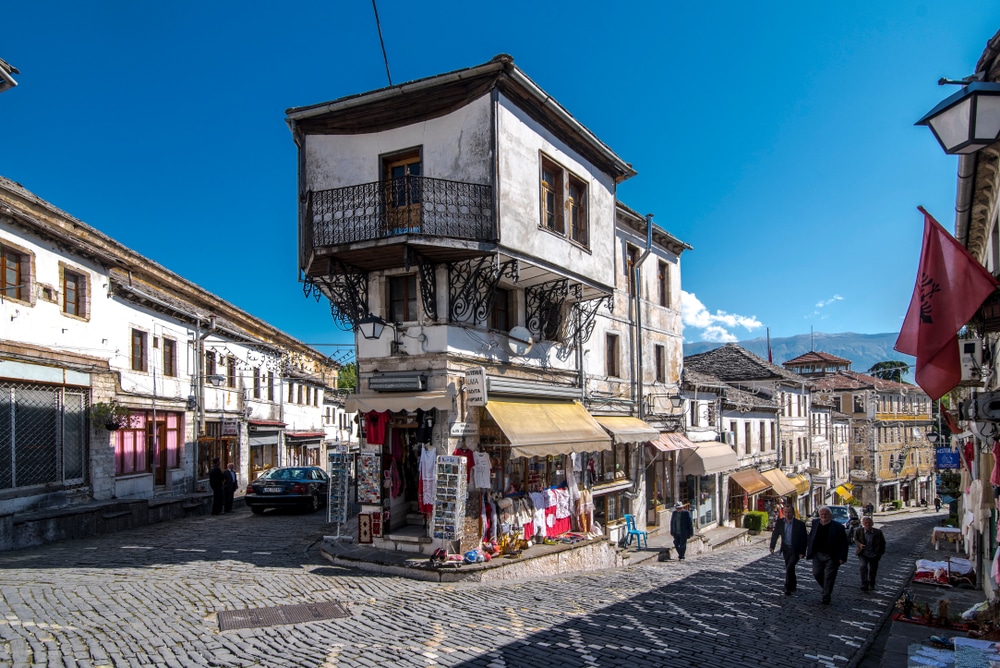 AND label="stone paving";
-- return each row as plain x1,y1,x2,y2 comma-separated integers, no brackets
0,507,945,667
